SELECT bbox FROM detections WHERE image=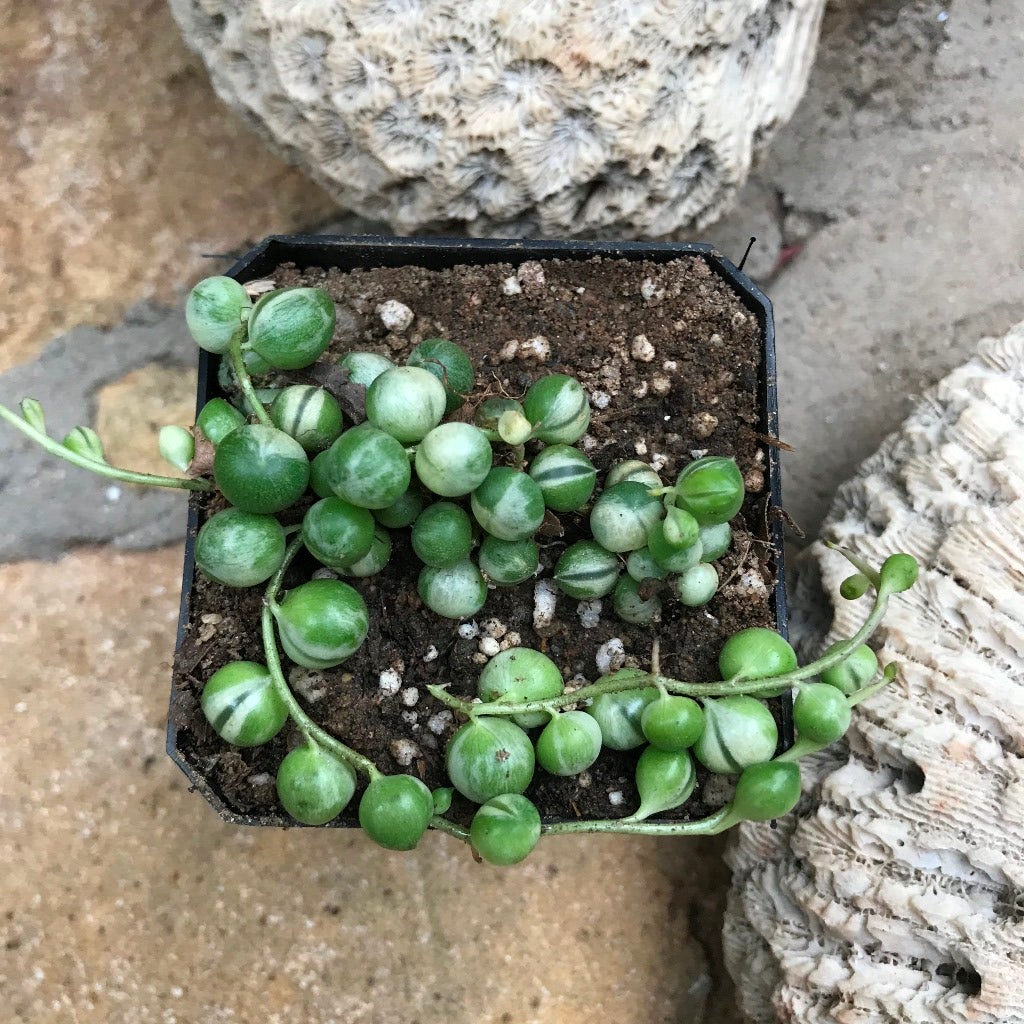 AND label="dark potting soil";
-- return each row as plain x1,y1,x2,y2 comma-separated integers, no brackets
171,255,779,827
